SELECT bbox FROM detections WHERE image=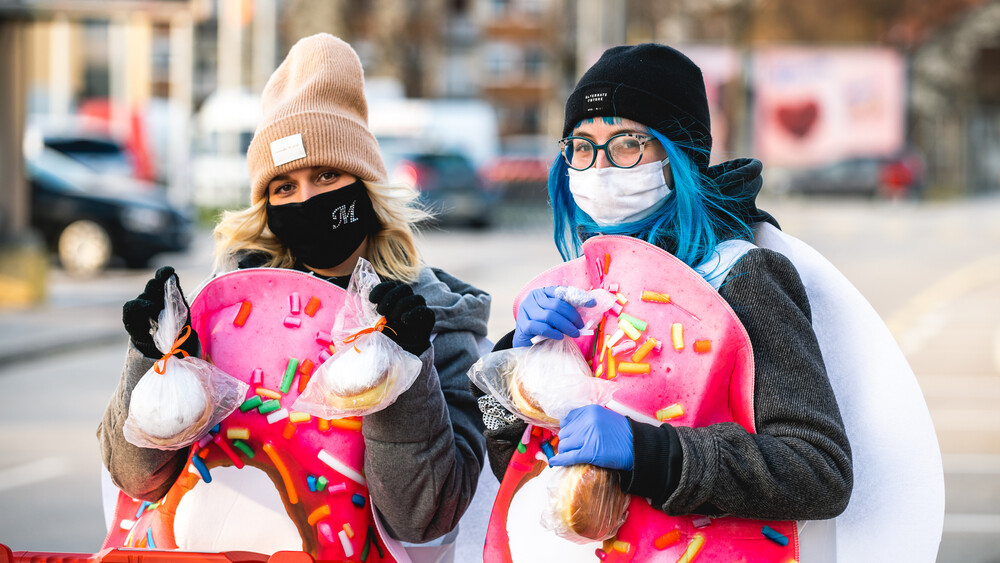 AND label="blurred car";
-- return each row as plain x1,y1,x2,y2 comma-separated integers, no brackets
782,154,924,198
381,141,497,228
26,147,193,275
25,117,137,179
